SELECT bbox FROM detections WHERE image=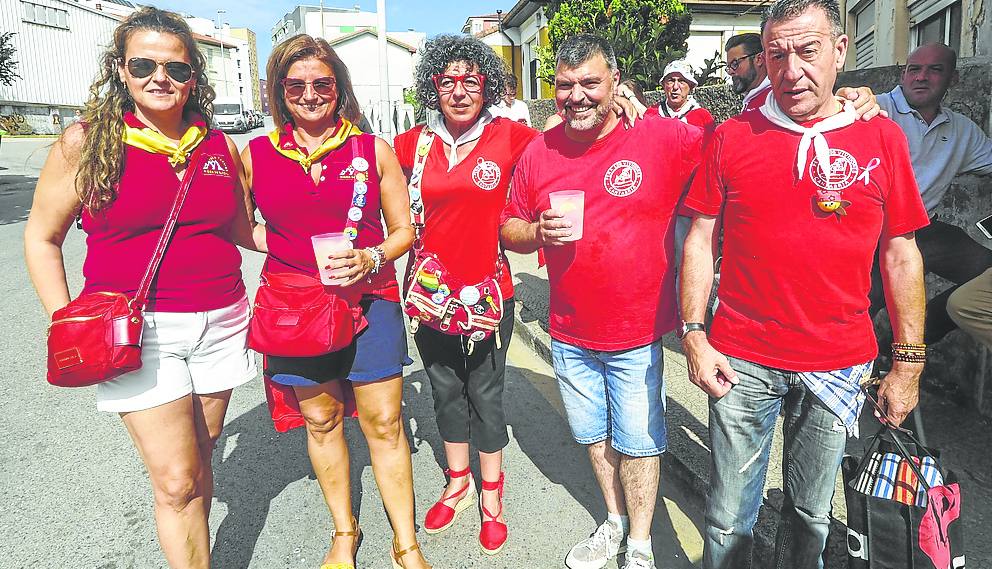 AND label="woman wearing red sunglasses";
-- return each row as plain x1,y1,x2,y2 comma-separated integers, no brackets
24,8,255,568
393,34,539,556
242,35,430,569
